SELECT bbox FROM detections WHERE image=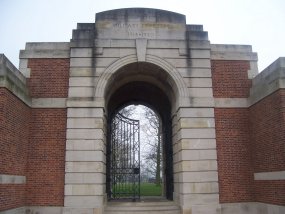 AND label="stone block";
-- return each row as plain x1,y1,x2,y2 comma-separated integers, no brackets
62,207,93,214
68,87,94,97
67,118,104,129
178,118,215,129
65,172,105,184
18,59,28,69
254,171,285,180
221,202,267,214
192,204,221,214
190,98,213,109
181,139,217,150
66,129,104,140
95,57,118,67
31,98,66,108
25,42,70,50
19,68,31,78
174,160,217,172
66,151,105,162
25,207,63,214
94,39,136,48
100,48,136,58
70,58,93,67
214,98,248,108
178,68,212,78
166,58,211,68
188,88,213,97
0,174,26,184
176,182,219,194
69,67,104,77
179,171,218,182
174,150,217,162
65,162,105,173
210,51,257,61
181,150,217,160
136,39,147,61
69,77,95,87
177,128,216,139
19,49,70,58
210,44,252,52
0,207,25,214
66,99,105,108
178,49,210,58
65,184,104,195
67,108,104,118
267,203,285,214
180,193,219,207
177,108,214,118
64,196,103,208
70,48,93,57
66,139,105,151
147,39,210,49
184,78,212,88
